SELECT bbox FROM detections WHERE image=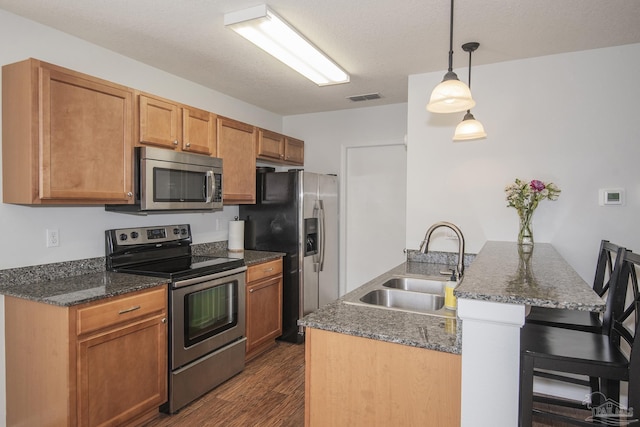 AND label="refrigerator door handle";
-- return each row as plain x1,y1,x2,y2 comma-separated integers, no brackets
317,199,326,272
